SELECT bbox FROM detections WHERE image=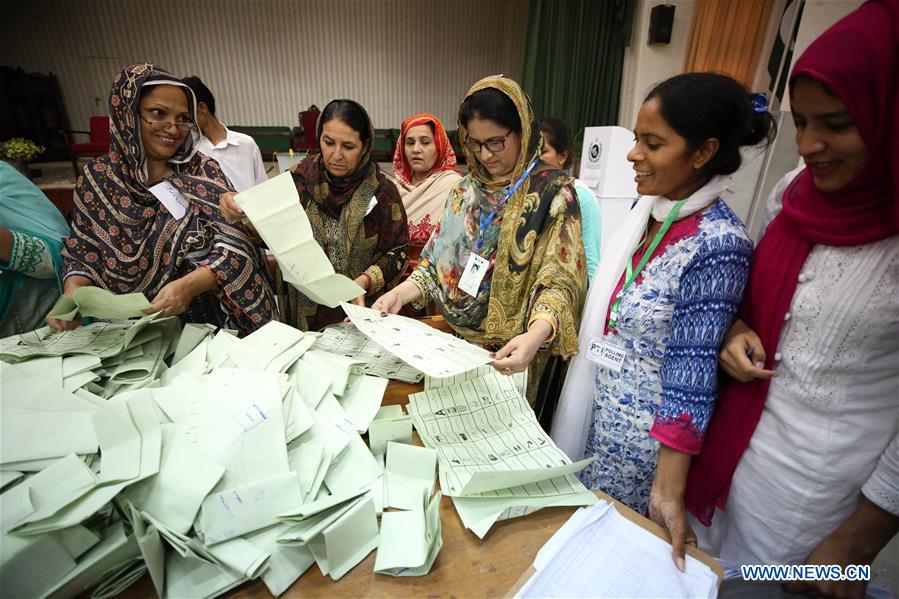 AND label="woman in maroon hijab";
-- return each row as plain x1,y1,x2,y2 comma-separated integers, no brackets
685,1,898,596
